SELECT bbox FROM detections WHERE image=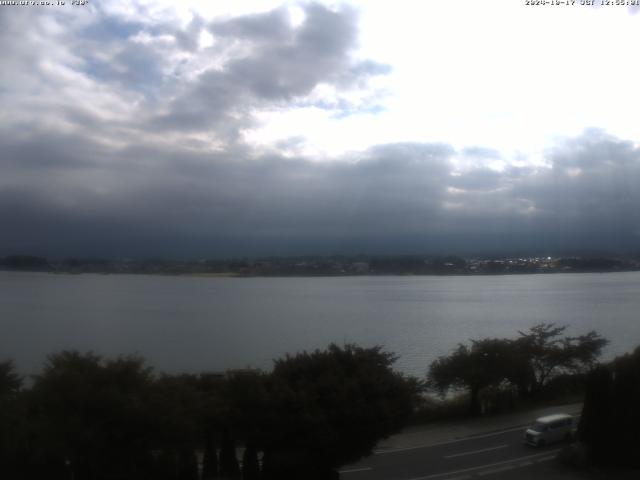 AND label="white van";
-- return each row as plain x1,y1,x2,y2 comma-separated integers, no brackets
524,413,575,447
